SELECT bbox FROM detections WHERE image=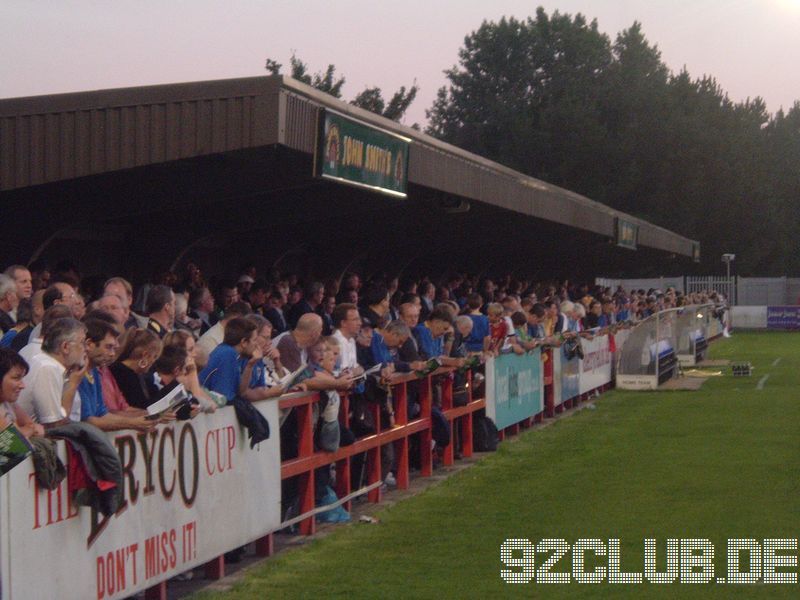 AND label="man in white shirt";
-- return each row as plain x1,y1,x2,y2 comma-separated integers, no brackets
19,304,73,364
19,317,87,426
331,303,364,377
27,282,79,343
188,286,215,335
0,274,19,333
4,265,32,300
4,265,32,322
